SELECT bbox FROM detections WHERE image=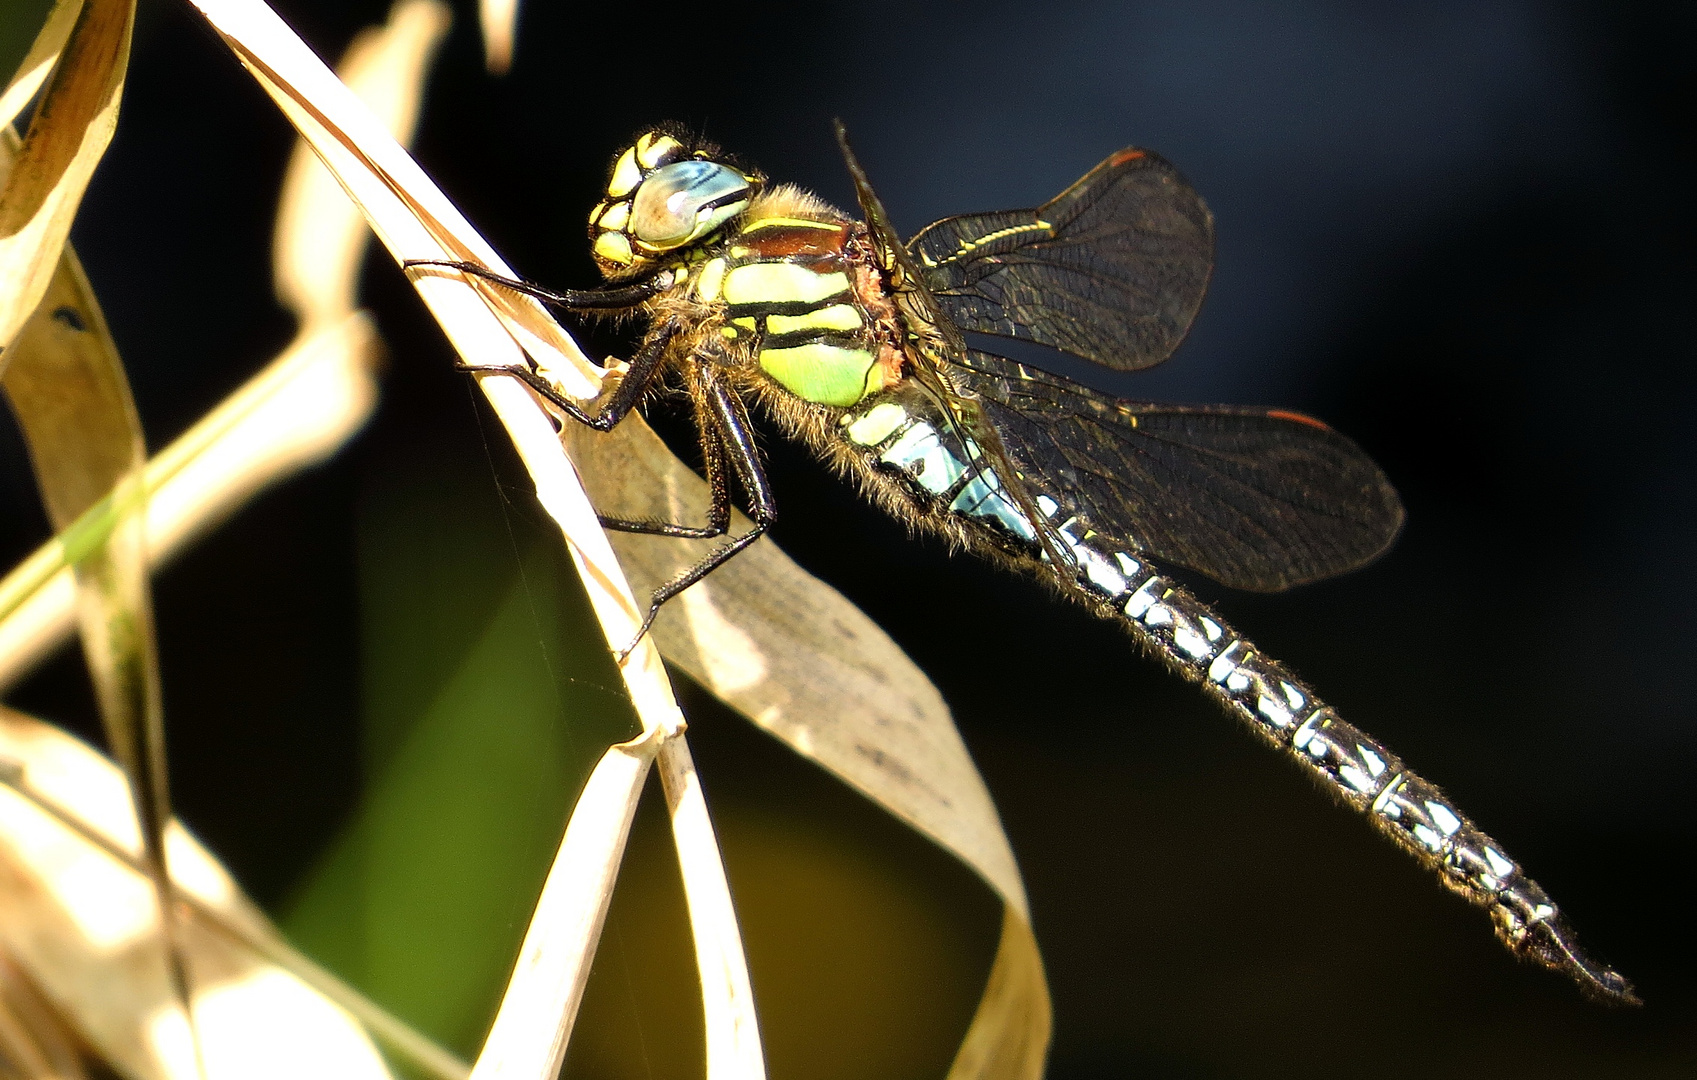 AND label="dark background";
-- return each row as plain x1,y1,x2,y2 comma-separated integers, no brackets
2,0,1693,1076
